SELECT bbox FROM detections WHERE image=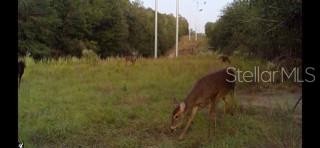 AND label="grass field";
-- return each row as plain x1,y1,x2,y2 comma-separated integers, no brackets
18,54,301,148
